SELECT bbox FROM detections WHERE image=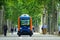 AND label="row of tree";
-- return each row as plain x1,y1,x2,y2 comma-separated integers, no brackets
0,0,60,34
